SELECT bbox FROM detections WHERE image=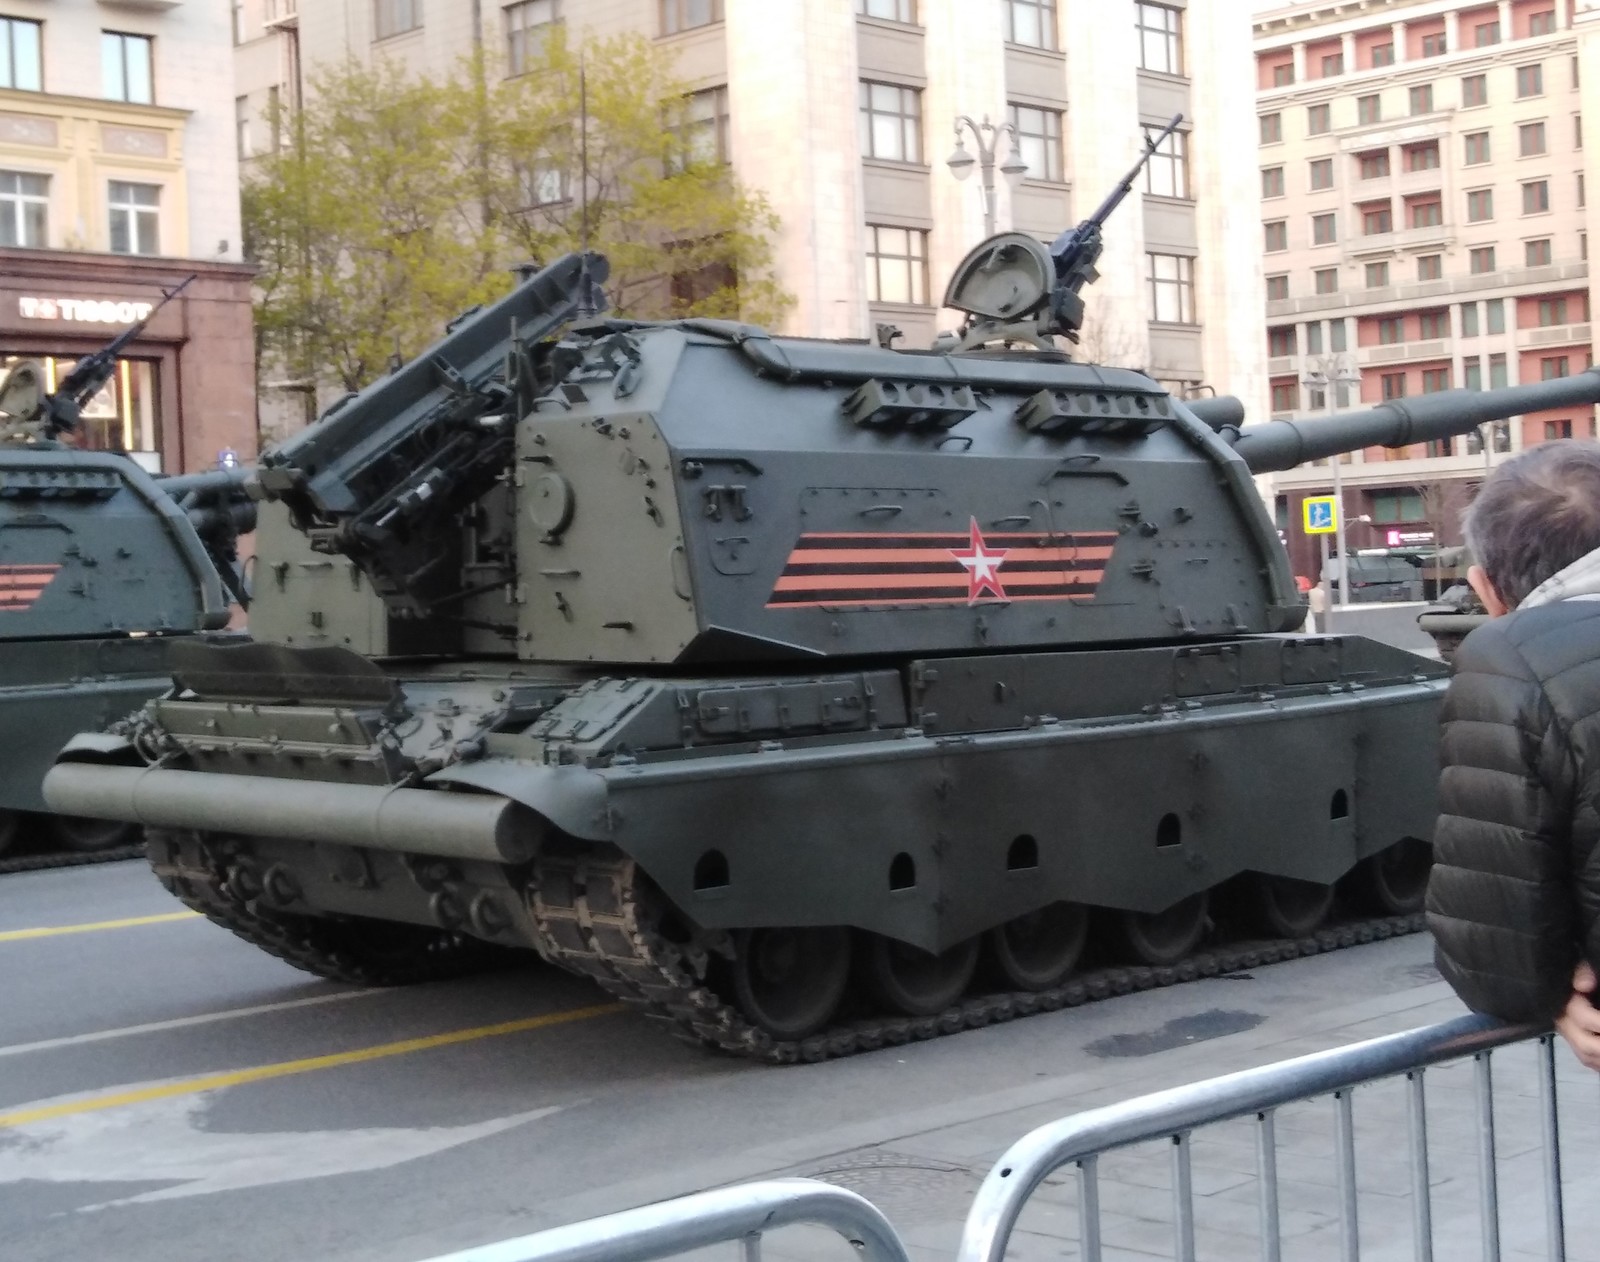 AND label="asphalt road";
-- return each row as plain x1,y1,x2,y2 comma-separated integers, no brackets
0,858,1451,1262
